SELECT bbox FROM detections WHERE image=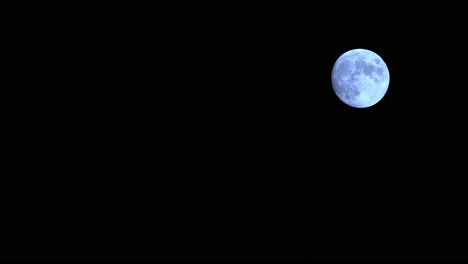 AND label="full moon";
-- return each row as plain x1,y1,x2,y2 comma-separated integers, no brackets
331,49,390,108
